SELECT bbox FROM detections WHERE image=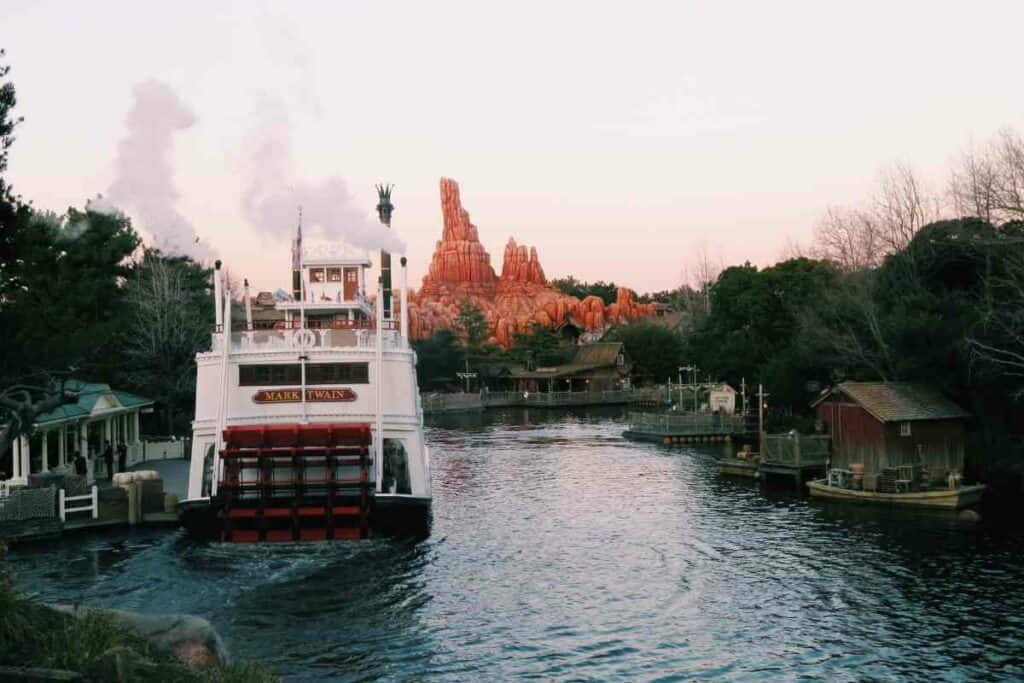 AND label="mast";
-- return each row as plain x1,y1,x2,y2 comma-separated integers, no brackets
376,184,394,320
